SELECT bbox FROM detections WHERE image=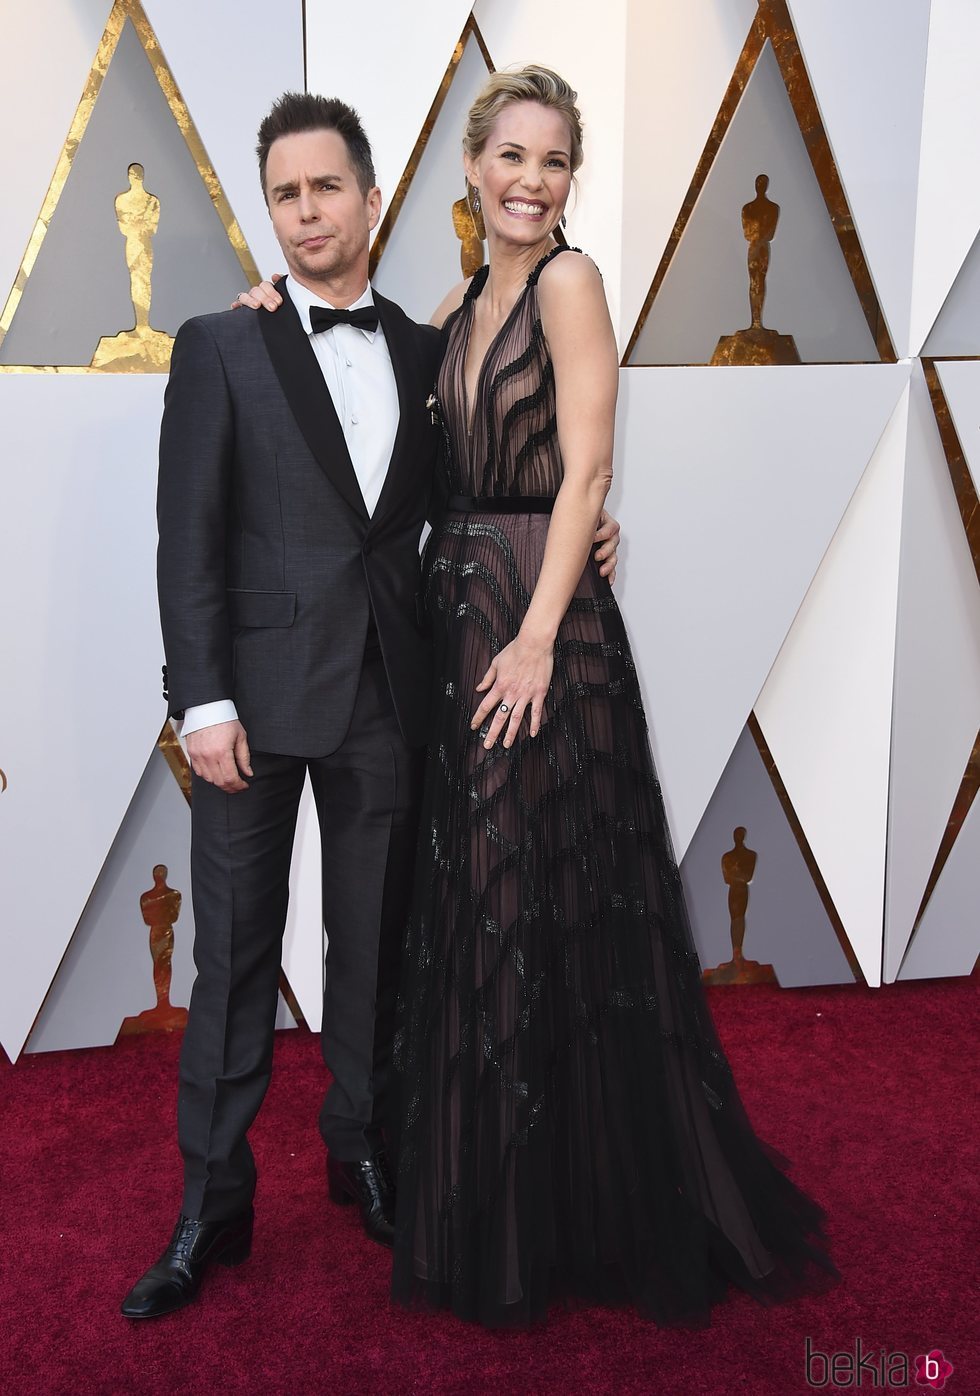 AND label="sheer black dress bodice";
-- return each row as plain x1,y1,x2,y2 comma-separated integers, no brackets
391,246,838,1327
